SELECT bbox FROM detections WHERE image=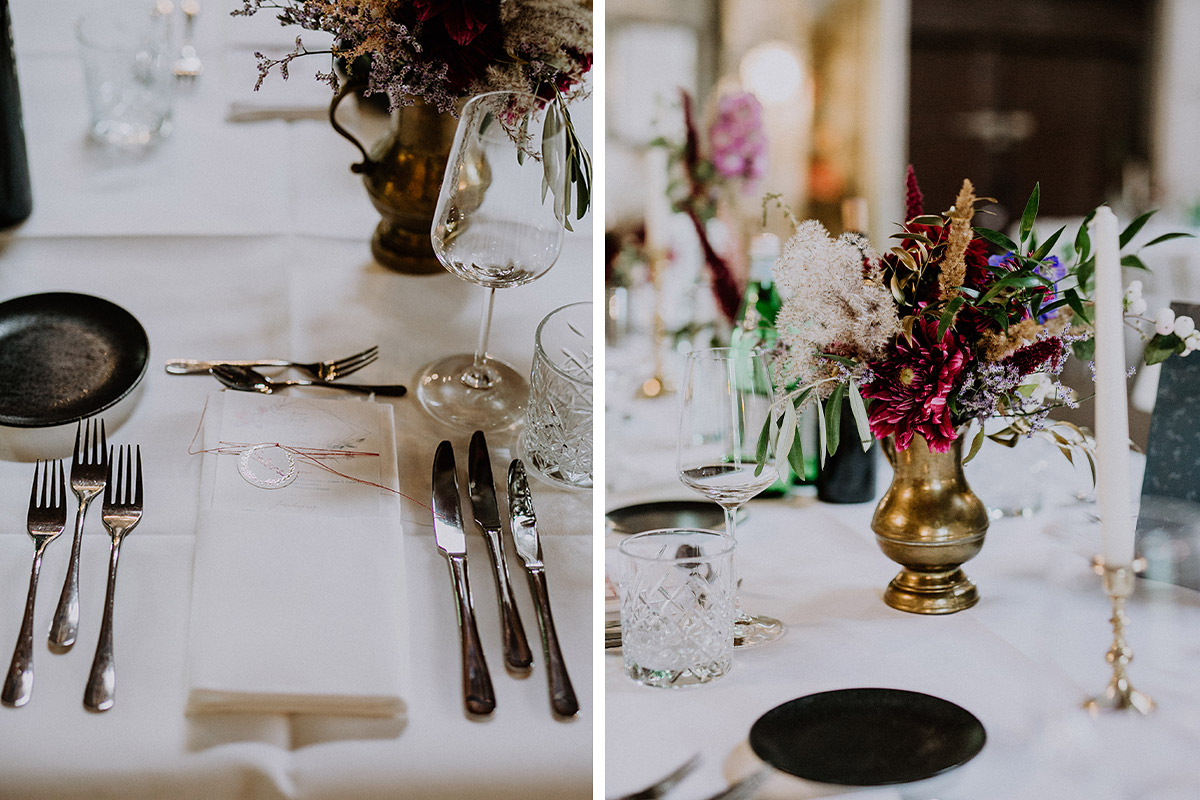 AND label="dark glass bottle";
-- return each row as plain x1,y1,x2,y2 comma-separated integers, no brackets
0,0,31,228
816,198,876,503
